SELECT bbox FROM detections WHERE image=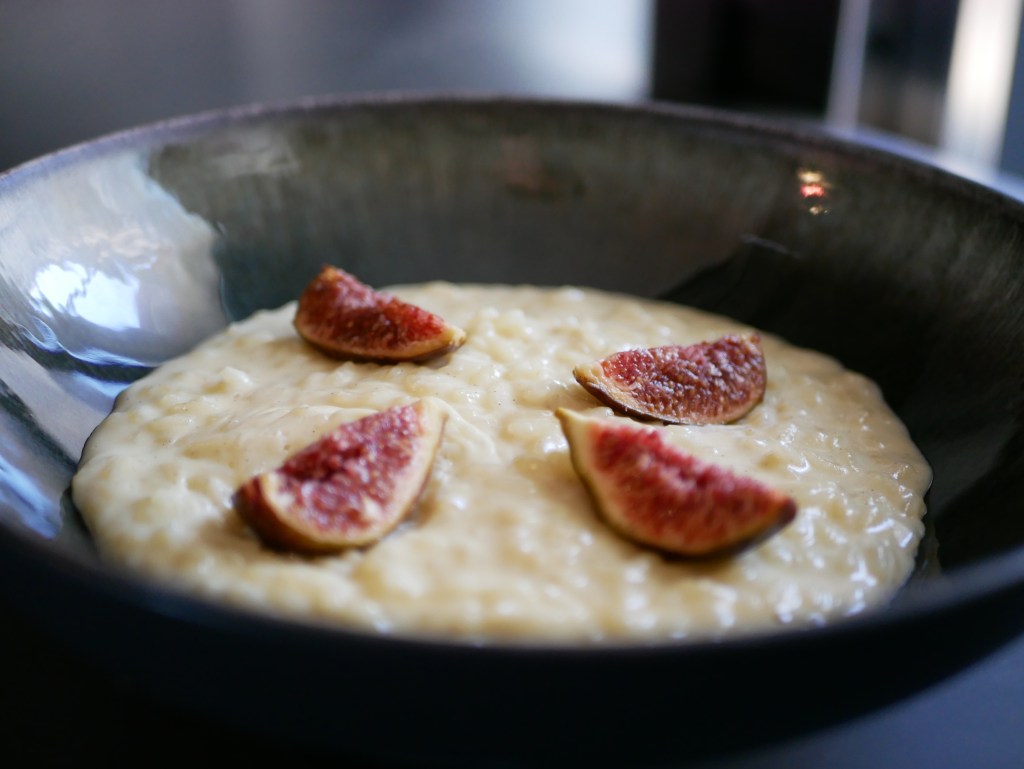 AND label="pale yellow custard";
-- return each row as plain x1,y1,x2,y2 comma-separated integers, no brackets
72,283,931,643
